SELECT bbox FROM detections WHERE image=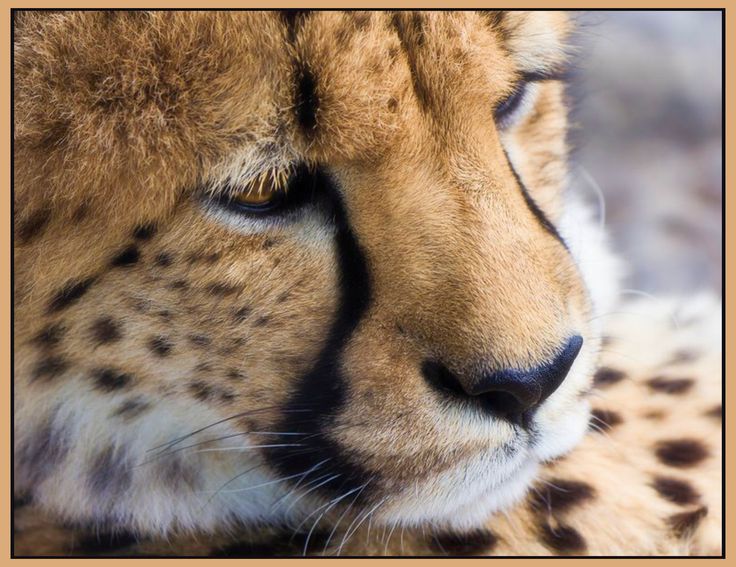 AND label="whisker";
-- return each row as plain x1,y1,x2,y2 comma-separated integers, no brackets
269,459,332,512
283,474,341,516
337,496,388,556
322,480,371,554
147,406,313,454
